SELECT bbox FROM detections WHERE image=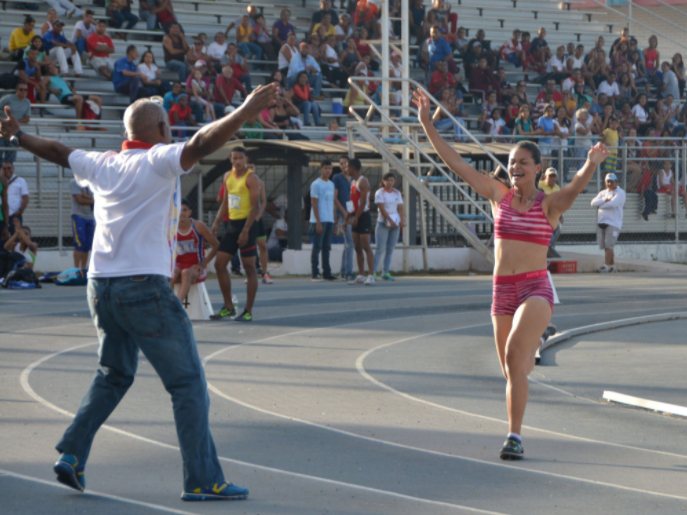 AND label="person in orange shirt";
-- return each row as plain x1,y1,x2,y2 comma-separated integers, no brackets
168,94,197,137
292,71,322,126
354,0,379,37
